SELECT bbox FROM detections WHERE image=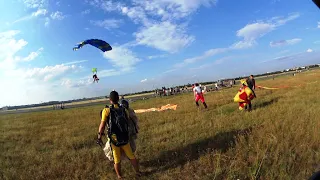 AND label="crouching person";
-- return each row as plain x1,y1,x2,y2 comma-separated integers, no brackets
97,90,141,179
233,79,255,111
